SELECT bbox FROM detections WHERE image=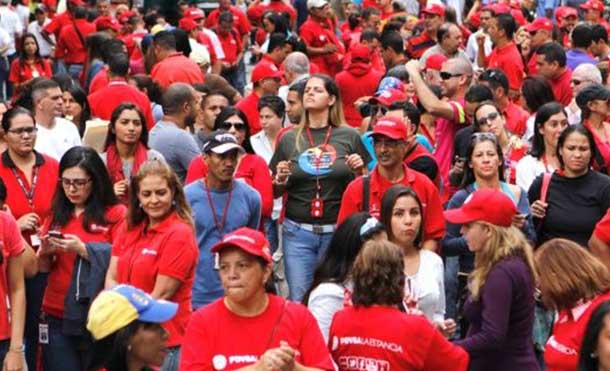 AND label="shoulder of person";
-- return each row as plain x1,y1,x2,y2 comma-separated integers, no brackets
106,204,127,222
309,282,345,303
420,249,443,267
147,149,165,162
448,187,473,207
